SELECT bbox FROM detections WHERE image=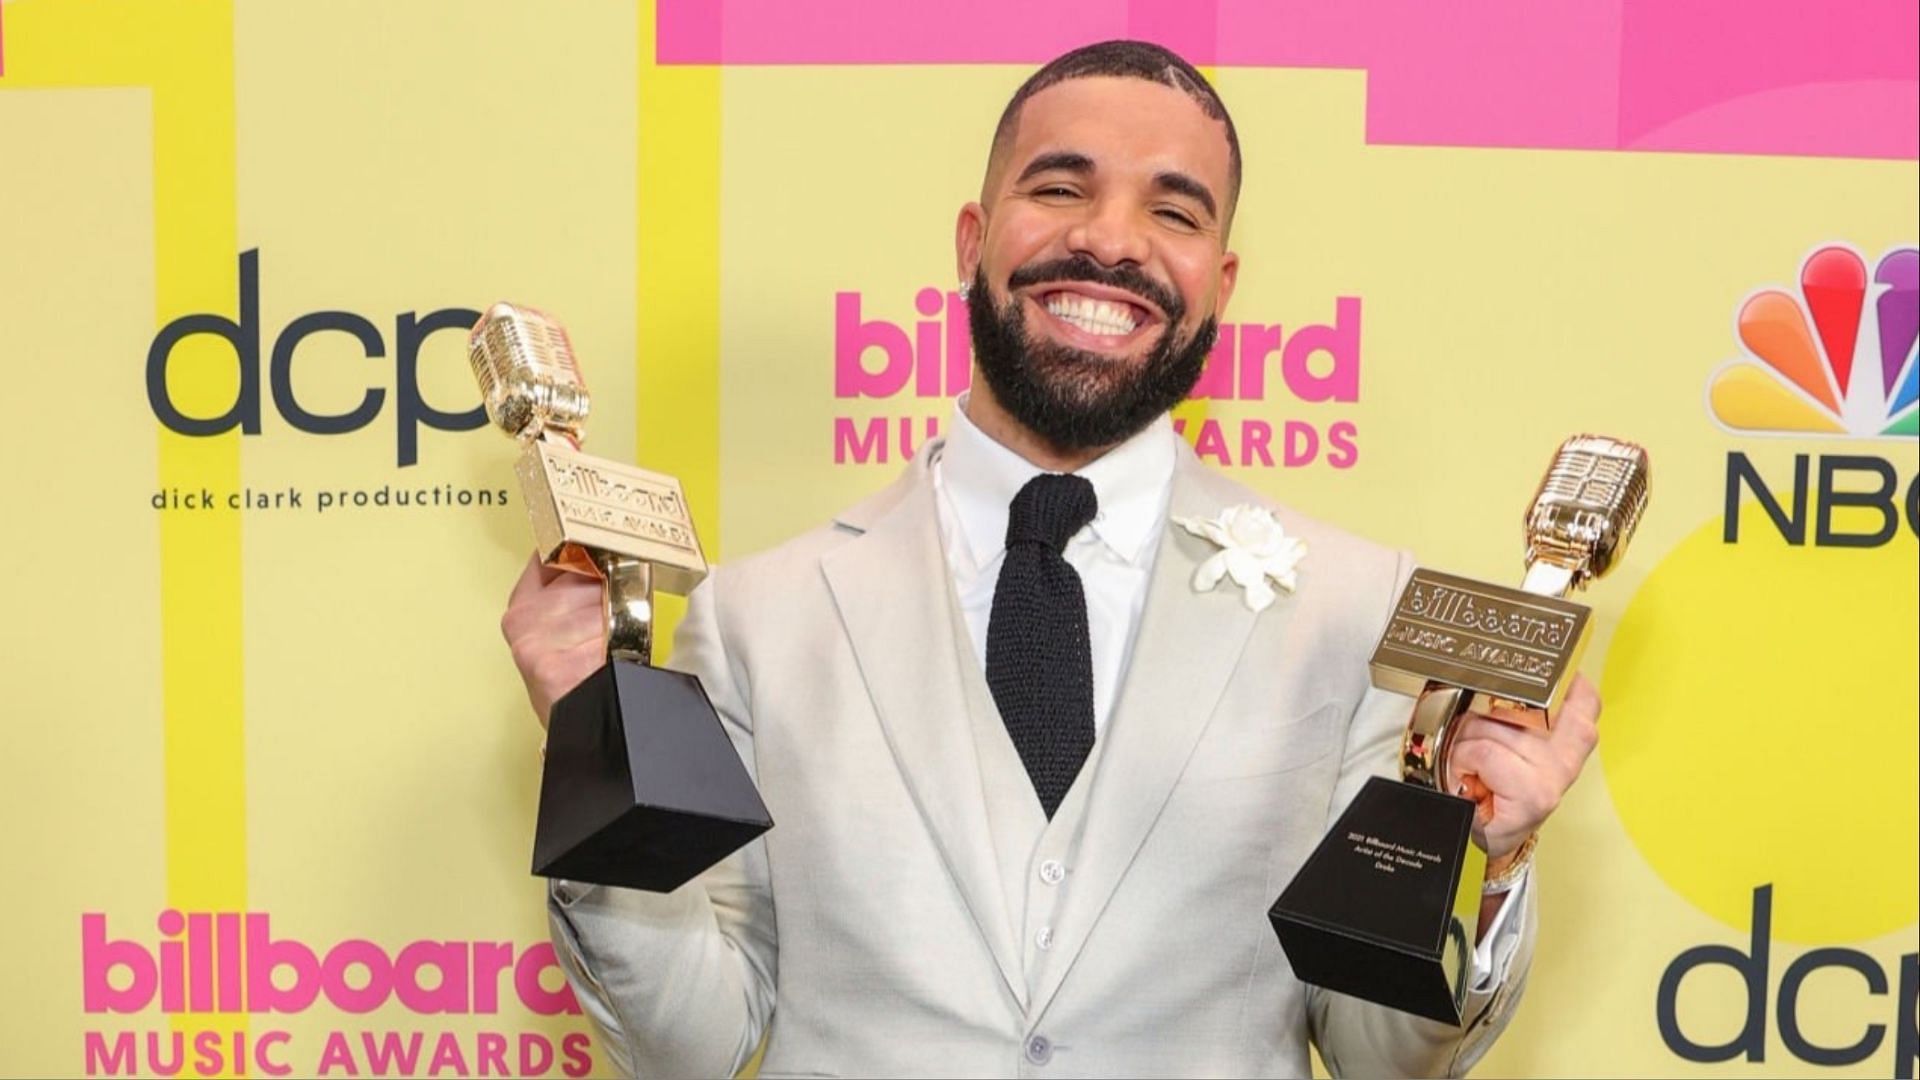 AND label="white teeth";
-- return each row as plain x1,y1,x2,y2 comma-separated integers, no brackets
1044,293,1137,337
